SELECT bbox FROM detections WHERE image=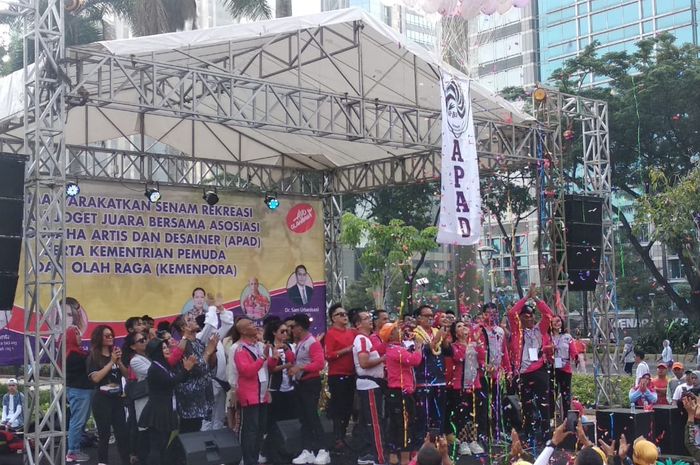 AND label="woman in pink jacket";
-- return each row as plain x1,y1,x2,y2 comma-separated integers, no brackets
447,321,486,456
382,322,423,465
